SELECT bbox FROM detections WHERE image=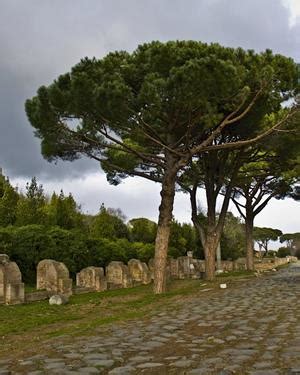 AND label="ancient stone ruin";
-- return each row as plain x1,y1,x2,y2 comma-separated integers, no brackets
106,261,133,289
128,259,151,285
233,257,247,271
178,256,192,279
0,254,24,305
37,259,72,296
221,260,234,272
148,258,154,280
168,256,205,280
1,252,297,306
76,266,107,292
